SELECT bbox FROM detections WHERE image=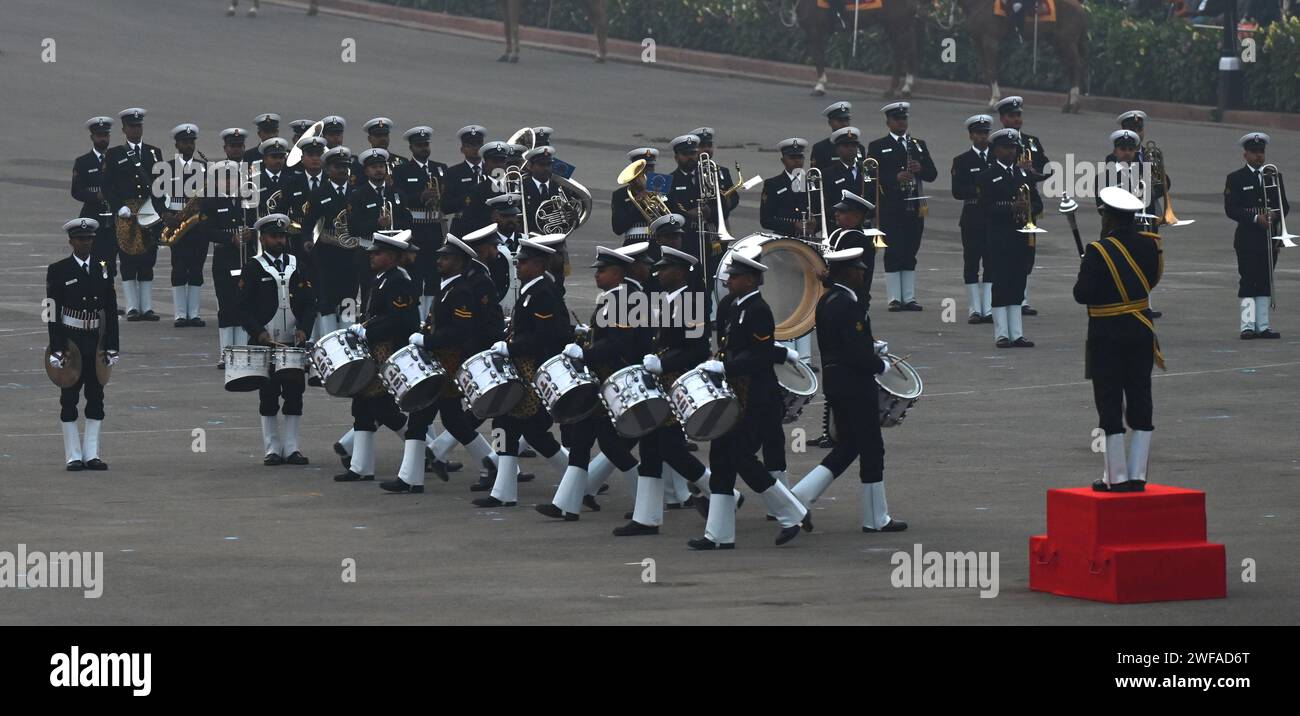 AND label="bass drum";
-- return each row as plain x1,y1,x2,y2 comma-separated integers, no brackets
715,232,824,340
